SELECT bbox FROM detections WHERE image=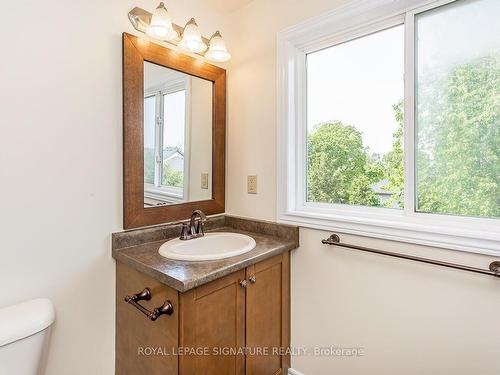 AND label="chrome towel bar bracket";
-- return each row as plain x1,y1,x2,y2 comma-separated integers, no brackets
322,234,500,278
